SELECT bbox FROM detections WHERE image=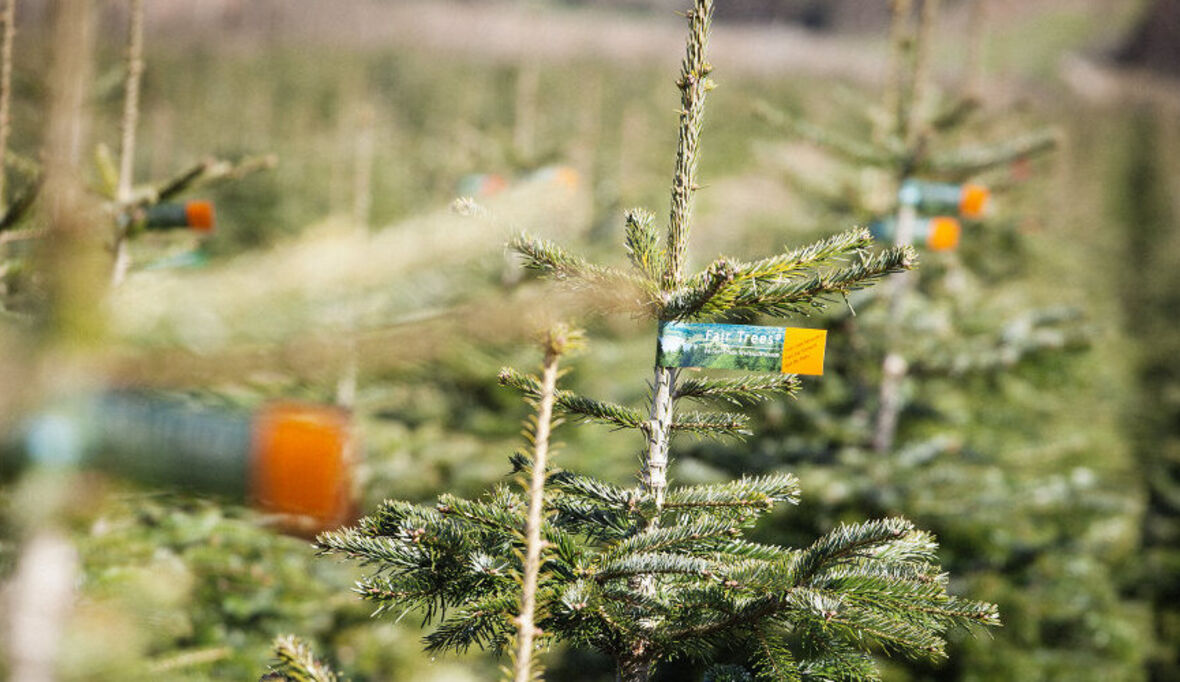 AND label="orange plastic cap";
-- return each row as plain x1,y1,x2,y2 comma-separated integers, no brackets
483,174,508,196
958,183,989,219
251,403,355,533
185,200,216,233
927,217,961,252
555,166,580,190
